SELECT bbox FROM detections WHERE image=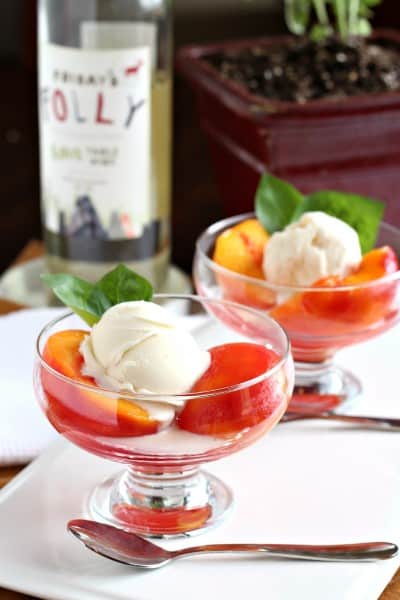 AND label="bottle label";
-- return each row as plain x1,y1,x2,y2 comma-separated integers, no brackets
39,42,161,263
